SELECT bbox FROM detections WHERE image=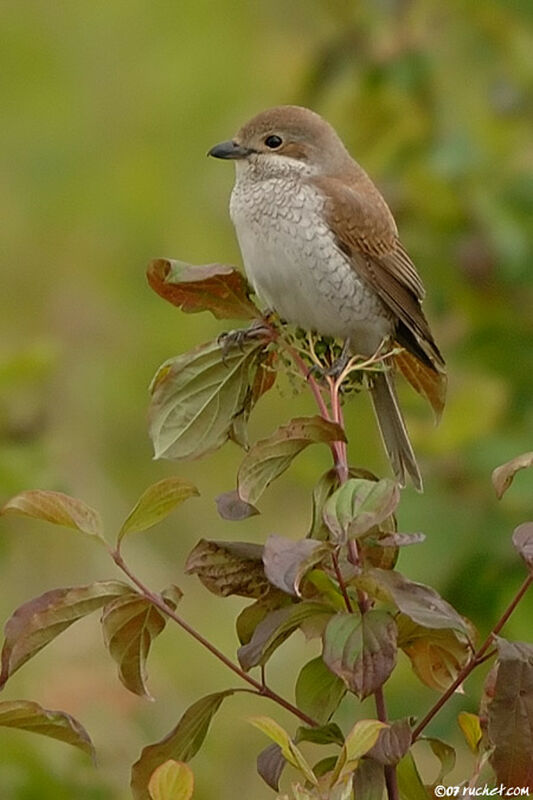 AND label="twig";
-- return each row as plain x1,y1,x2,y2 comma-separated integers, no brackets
412,572,533,740
331,550,354,613
110,548,319,729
